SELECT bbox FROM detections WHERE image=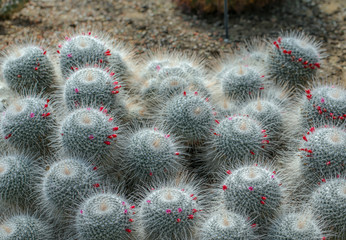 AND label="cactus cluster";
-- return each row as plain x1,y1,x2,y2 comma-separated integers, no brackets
0,29,345,239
